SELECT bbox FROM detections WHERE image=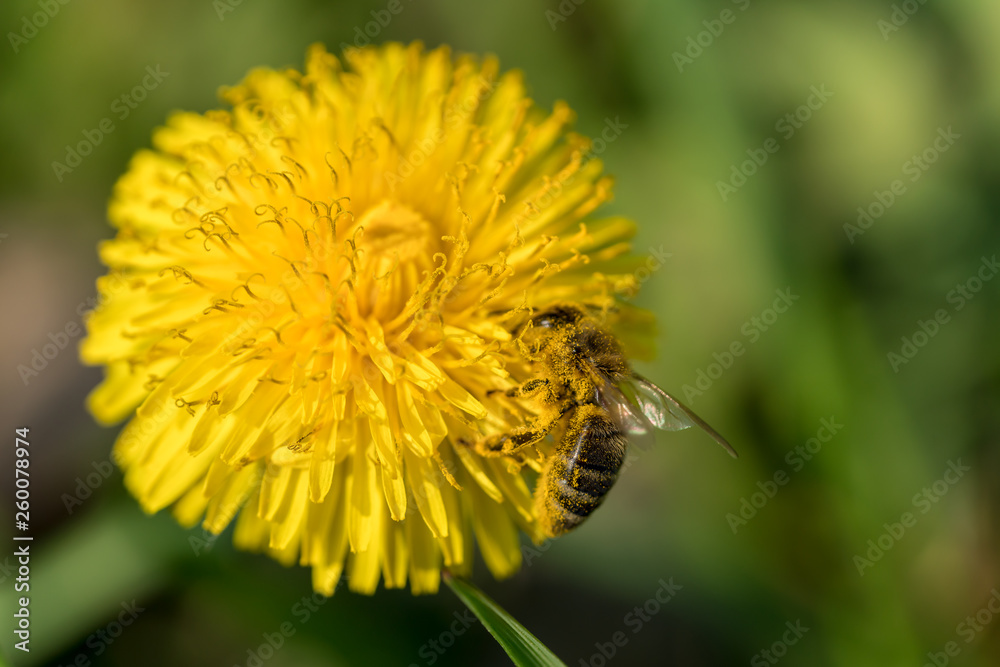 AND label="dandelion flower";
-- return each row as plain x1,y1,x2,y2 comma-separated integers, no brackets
81,42,651,595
